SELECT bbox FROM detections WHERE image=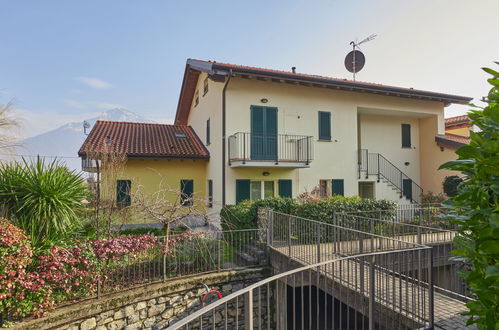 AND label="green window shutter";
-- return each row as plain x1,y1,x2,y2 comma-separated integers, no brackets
278,179,292,198
332,179,344,196
403,179,413,200
116,180,131,208
207,179,213,208
236,179,250,204
180,180,194,206
318,111,331,140
206,118,210,145
401,124,411,148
